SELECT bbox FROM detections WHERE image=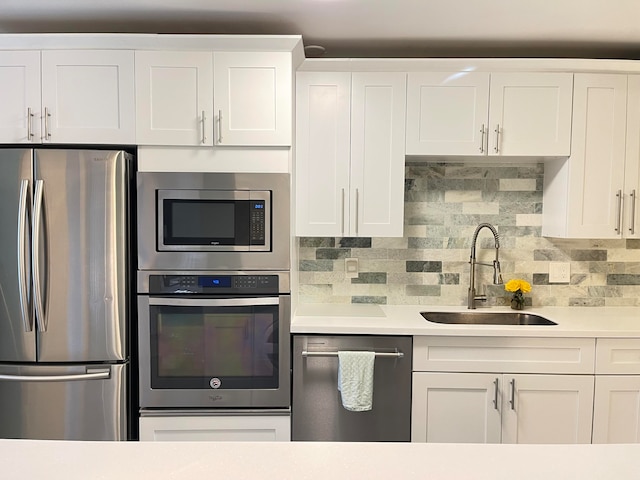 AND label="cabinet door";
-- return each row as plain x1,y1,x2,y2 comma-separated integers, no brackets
412,372,501,443
567,74,627,238
350,72,406,237
0,51,41,143
295,72,351,236
624,75,640,238
593,376,640,443
135,51,213,146
502,374,594,444
41,50,135,144
213,51,291,146
139,415,291,442
406,72,489,155
488,73,573,156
